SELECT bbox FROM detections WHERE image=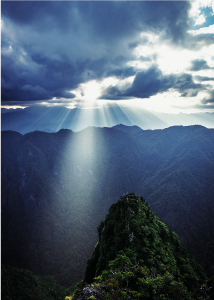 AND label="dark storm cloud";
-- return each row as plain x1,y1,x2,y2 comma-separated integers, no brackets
1,1,191,51
1,1,191,39
125,67,167,98
100,67,205,100
1,1,192,102
175,73,204,97
1,2,72,31
1,53,77,101
189,59,212,71
106,67,136,79
195,75,214,82
186,34,214,50
201,90,214,105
